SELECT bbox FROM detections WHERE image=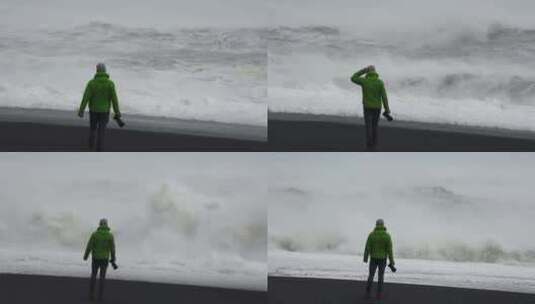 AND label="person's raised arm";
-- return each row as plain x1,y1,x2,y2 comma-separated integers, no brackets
110,82,121,117
381,83,390,114
78,82,92,117
83,234,94,261
363,234,371,262
351,66,371,85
